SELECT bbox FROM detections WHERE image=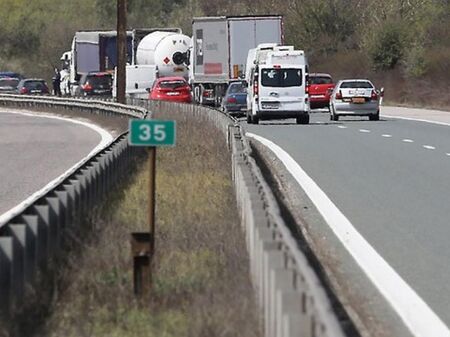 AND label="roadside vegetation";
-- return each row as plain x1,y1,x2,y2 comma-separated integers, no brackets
0,0,449,109
3,110,259,337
